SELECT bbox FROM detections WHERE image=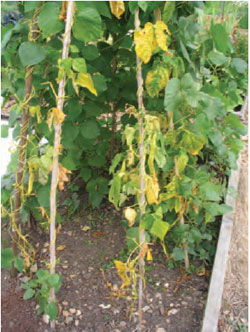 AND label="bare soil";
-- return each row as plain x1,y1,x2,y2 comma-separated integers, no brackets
2,201,209,332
